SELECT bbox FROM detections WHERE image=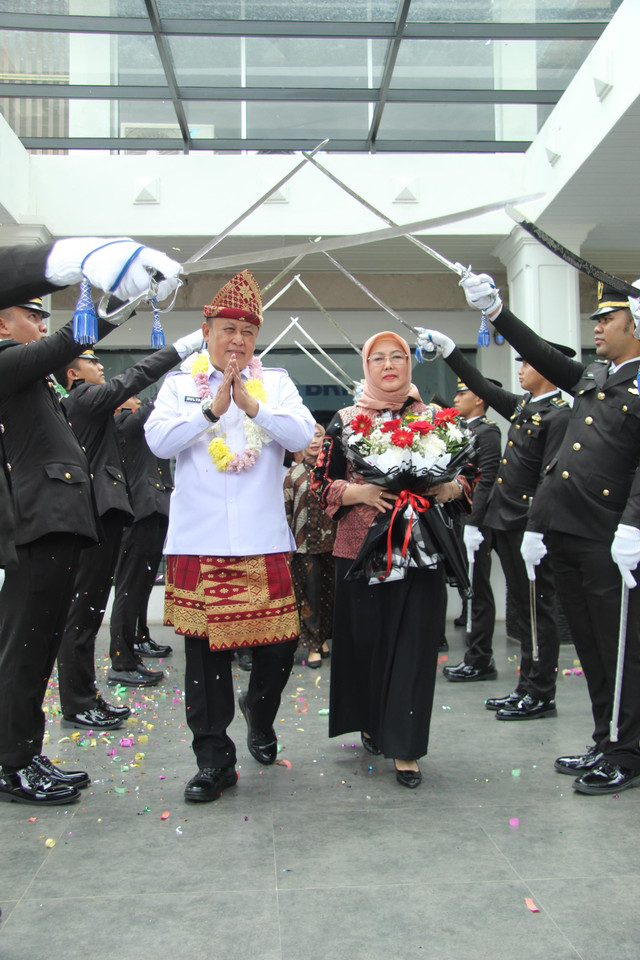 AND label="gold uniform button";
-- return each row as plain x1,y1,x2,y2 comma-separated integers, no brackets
502,458,507,464
585,417,593,425
623,405,628,412
597,392,605,400
562,471,570,479
522,494,528,500
527,429,532,434
603,489,610,496
65,472,71,479
573,442,581,451
516,424,521,430
497,477,503,484
578,389,585,395
508,440,514,447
